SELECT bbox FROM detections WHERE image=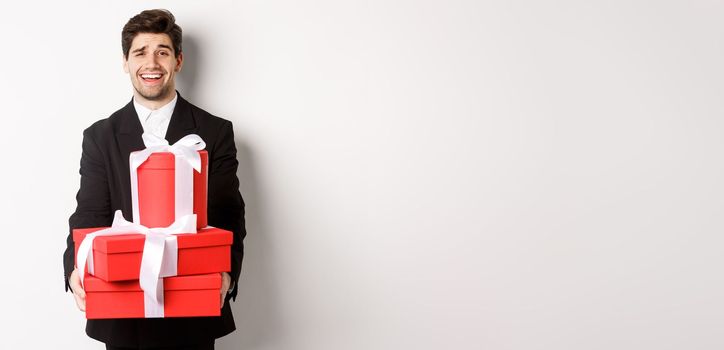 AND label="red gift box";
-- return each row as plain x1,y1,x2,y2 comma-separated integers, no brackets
73,226,232,281
135,150,208,229
84,273,221,319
